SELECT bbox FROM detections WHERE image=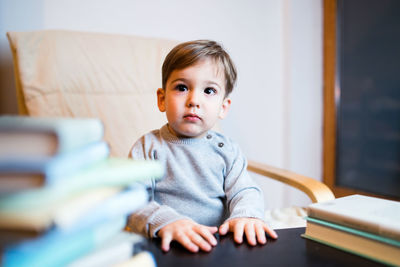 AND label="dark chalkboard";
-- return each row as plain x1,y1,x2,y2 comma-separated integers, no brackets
335,0,400,198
